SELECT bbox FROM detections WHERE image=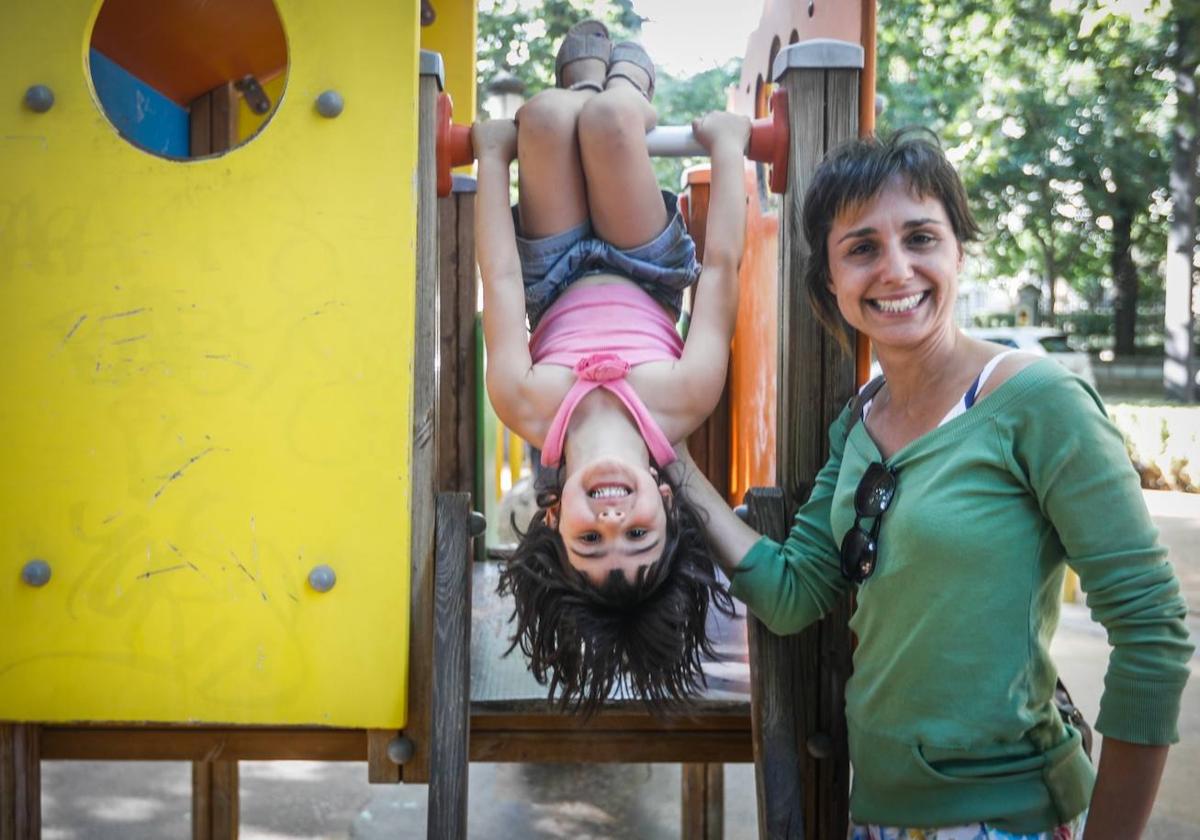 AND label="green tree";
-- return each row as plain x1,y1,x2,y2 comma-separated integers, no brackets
876,0,1172,352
